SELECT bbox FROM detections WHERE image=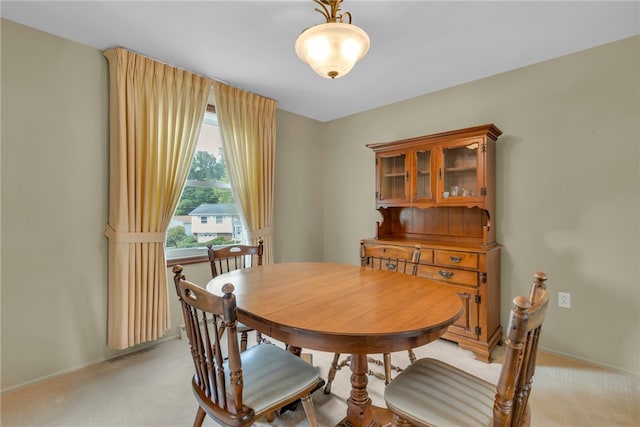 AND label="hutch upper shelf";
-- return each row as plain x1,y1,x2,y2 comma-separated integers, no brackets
367,123,502,246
